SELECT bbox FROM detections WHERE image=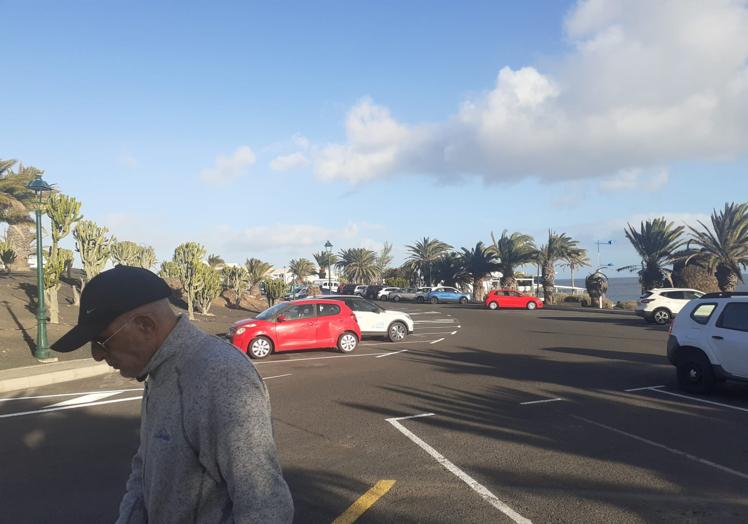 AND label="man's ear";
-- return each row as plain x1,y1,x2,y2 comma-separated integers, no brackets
133,314,157,336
